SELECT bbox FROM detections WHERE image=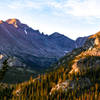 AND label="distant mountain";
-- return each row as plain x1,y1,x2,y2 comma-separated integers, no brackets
0,18,87,71
76,36,88,48
49,32,76,51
